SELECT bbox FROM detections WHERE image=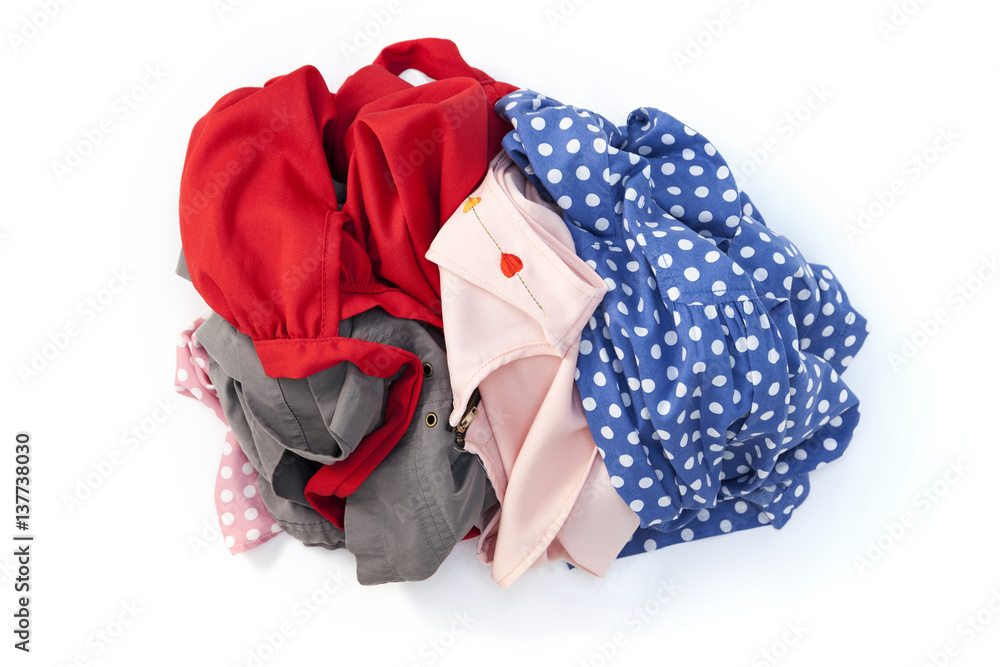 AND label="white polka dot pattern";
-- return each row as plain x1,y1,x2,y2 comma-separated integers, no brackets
498,90,870,556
